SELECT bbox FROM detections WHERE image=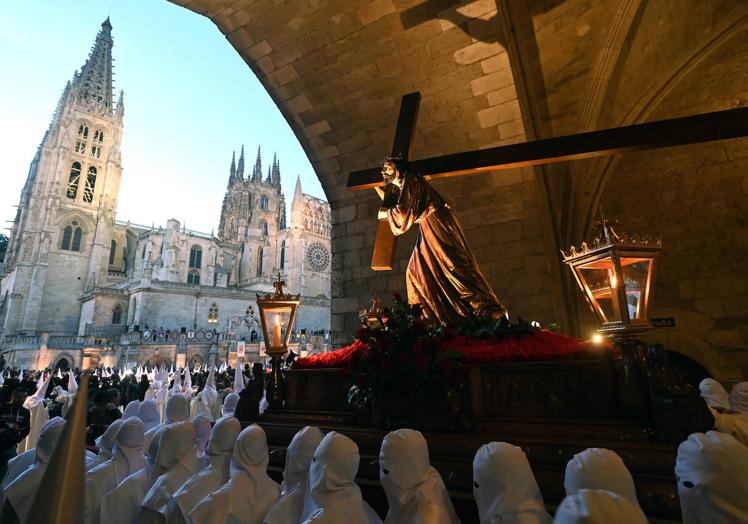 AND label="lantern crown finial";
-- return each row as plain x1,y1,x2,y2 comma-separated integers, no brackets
273,273,287,297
